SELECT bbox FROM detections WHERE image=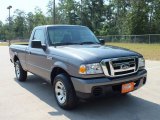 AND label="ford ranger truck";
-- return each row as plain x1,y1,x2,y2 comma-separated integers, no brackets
9,25,147,109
